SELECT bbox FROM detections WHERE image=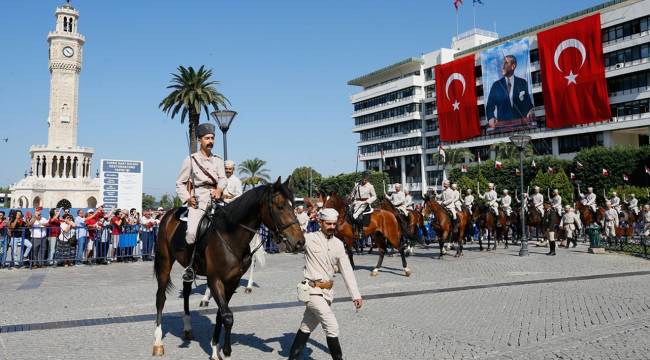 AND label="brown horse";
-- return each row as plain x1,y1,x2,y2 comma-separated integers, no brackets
422,197,468,257
152,178,304,359
472,204,500,251
324,192,411,277
379,198,427,248
526,203,544,243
